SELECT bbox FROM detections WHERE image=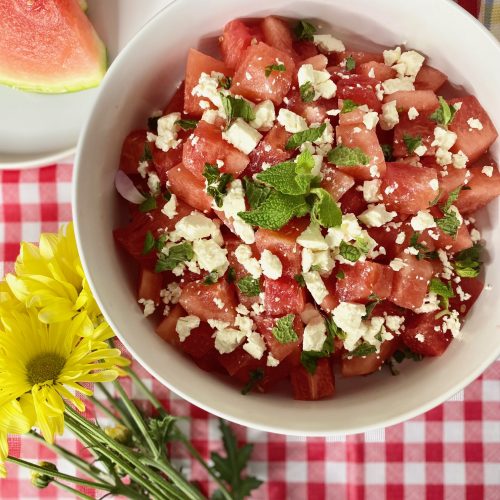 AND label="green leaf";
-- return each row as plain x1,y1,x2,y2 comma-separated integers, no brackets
203,163,220,184
338,240,362,262
325,316,346,340
327,145,370,166
301,318,335,374
155,242,194,272
363,293,381,319
140,143,153,162
226,266,237,283
294,274,306,287
203,271,219,285
393,348,423,363
300,81,315,103
442,185,464,212
203,163,233,207
435,210,460,237
220,94,256,124
139,195,157,213
341,99,359,114
285,123,326,150
241,368,264,395
294,20,317,41
218,75,232,90
430,96,458,127
175,119,198,130
272,314,299,344
155,234,167,251
453,243,482,278
256,158,313,195
345,55,356,71
309,188,342,228
238,191,308,230
381,144,394,162
336,270,345,279
350,342,377,357
211,420,263,500
142,231,155,255
237,275,261,297
242,177,271,209
429,277,455,309
265,63,286,77
403,133,422,154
